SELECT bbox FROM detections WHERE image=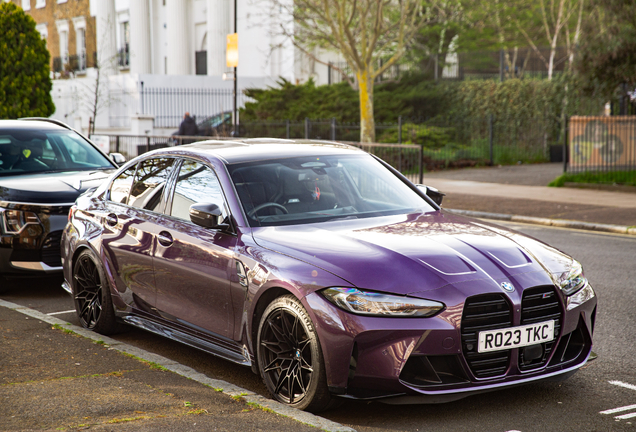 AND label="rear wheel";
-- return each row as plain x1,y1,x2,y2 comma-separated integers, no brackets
0,275,9,294
72,249,121,335
257,295,334,412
